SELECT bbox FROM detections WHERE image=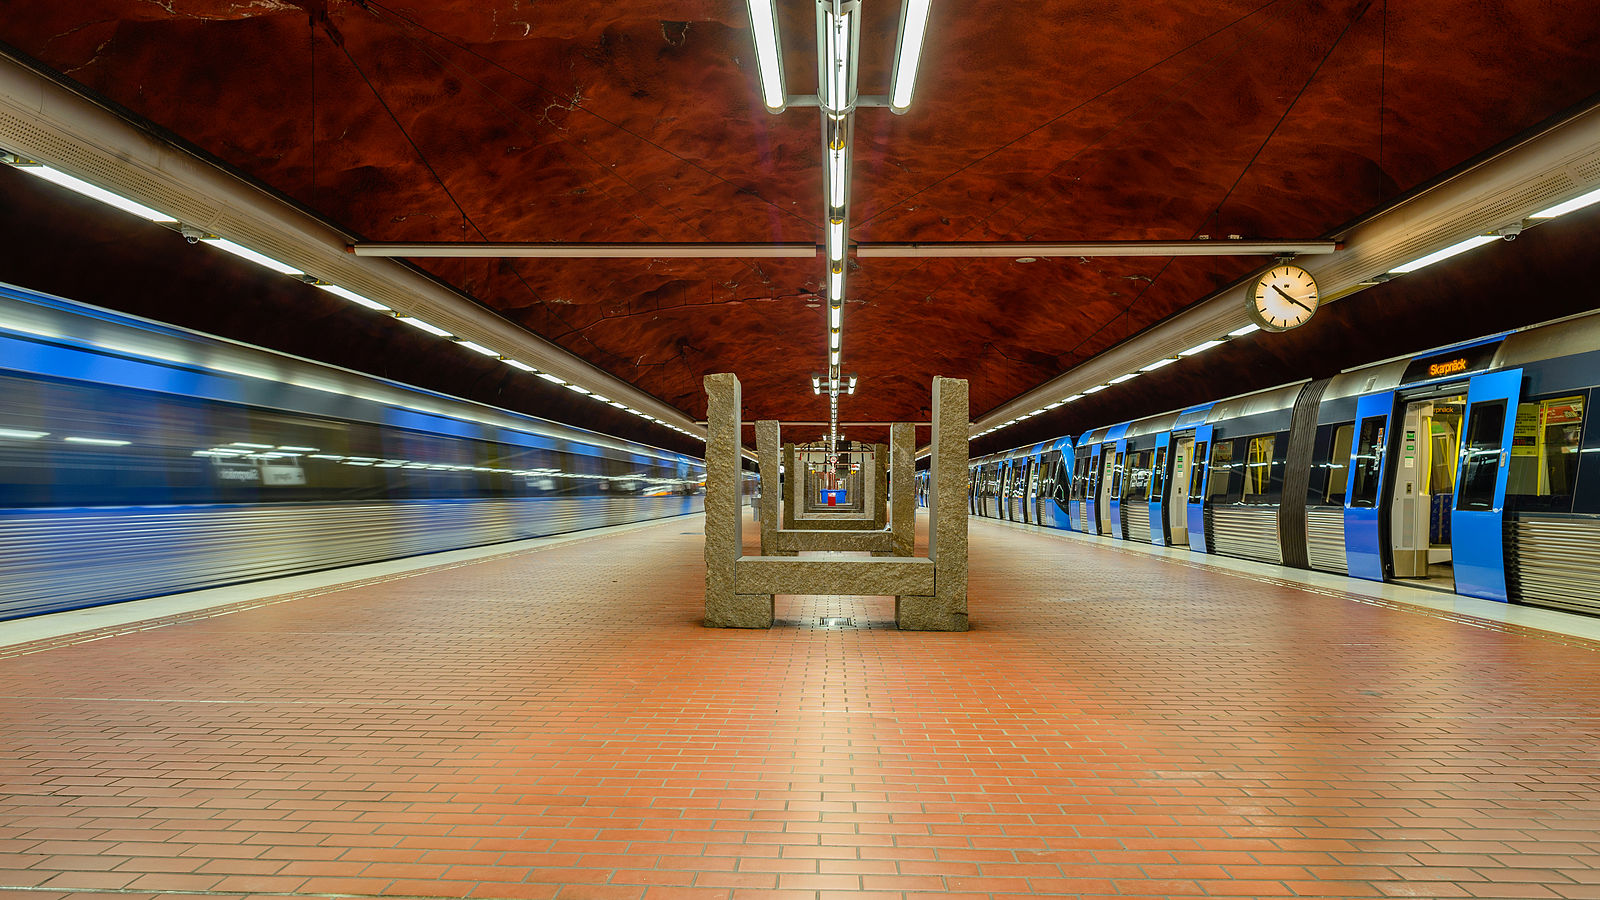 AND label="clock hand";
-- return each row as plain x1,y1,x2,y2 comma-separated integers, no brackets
1272,283,1313,312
